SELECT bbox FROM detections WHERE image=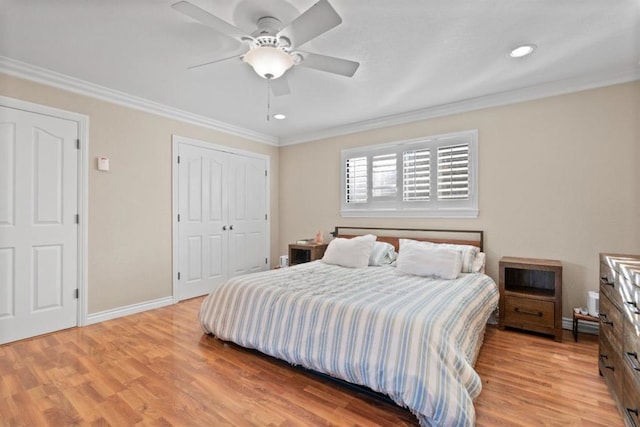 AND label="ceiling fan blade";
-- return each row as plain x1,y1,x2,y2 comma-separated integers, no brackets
297,52,359,77
270,74,291,97
187,54,243,70
277,0,342,49
171,1,251,42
